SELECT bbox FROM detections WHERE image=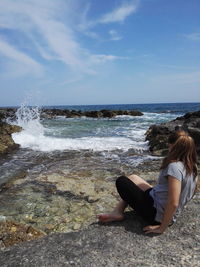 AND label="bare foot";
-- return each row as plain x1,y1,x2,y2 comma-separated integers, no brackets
97,212,124,223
